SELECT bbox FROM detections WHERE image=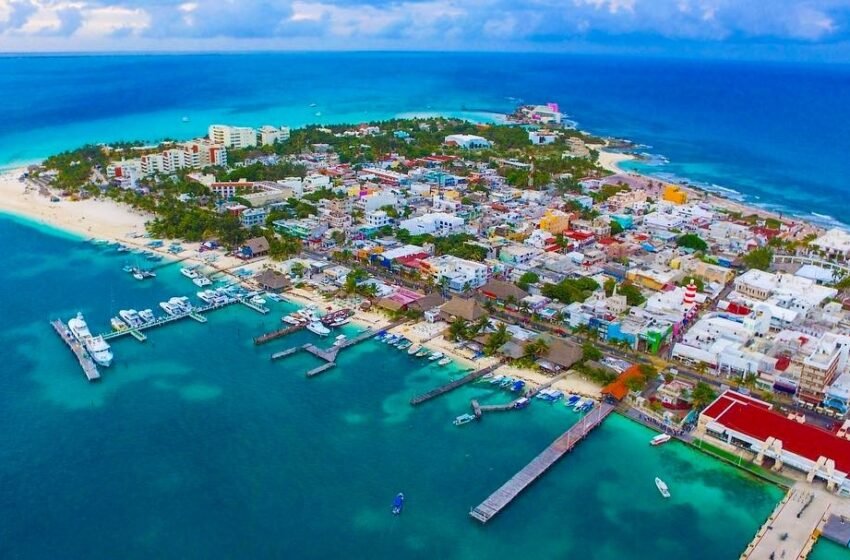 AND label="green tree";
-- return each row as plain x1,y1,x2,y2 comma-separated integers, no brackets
448,318,470,342
484,323,510,356
517,271,539,291
691,382,717,408
523,337,550,360
743,247,774,271
676,233,708,252
610,220,625,236
582,341,603,362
